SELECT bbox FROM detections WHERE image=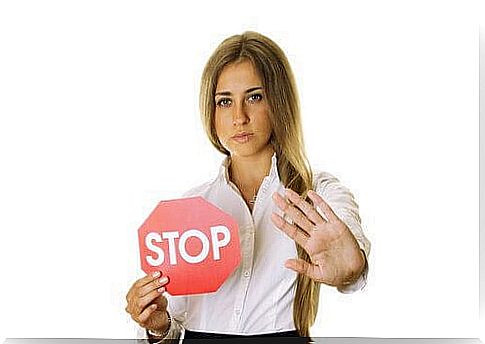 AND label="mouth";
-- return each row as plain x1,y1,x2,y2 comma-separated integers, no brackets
231,132,254,143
